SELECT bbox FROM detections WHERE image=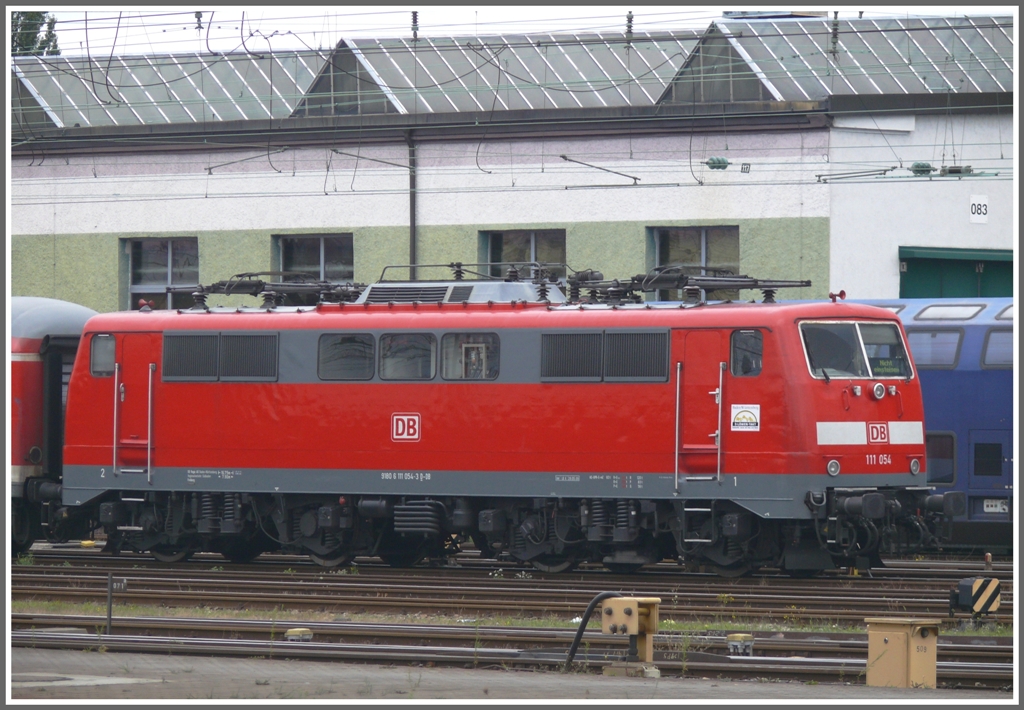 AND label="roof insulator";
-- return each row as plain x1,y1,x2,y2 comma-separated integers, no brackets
706,156,730,170
910,162,935,176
